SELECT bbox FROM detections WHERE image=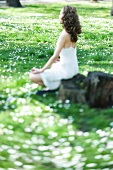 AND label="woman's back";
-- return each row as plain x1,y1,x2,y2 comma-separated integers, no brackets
62,30,76,49
59,46,78,78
